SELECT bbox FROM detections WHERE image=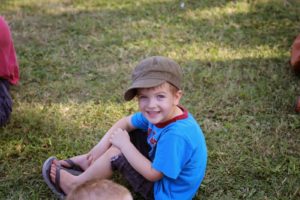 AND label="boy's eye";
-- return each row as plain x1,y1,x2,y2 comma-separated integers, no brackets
157,95,165,99
138,95,147,99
